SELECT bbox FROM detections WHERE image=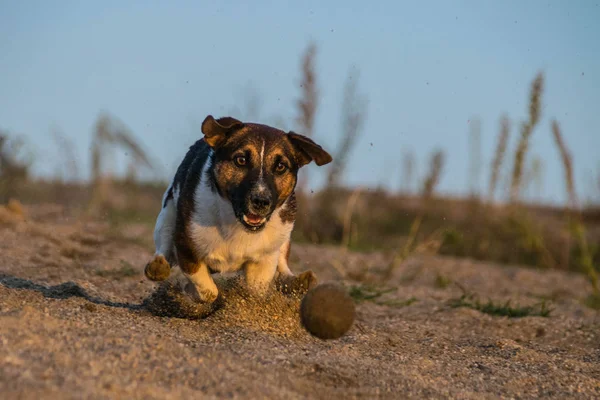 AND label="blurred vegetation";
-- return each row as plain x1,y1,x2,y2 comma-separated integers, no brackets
449,292,553,318
448,282,553,318
348,284,417,308
0,132,31,203
1,45,599,302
